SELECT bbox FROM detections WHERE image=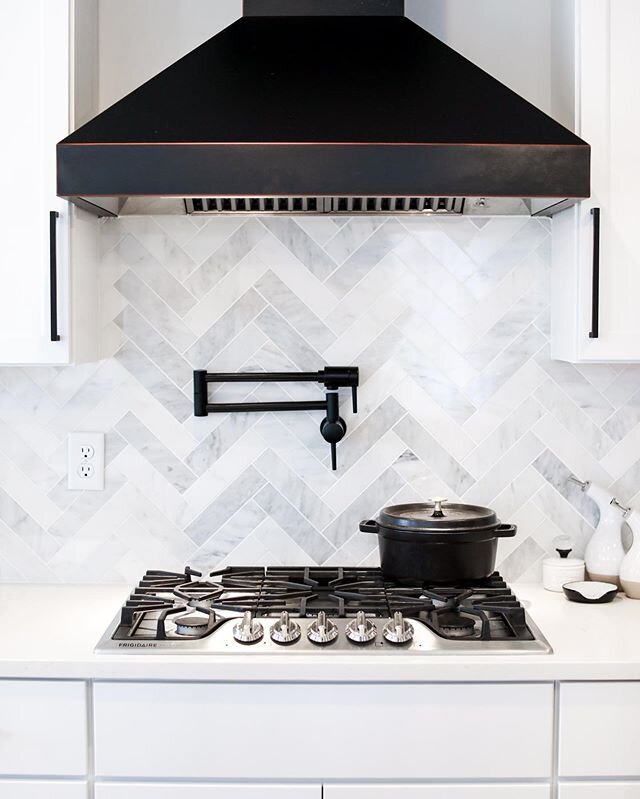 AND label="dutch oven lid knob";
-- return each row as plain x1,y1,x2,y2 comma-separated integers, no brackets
430,497,448,518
